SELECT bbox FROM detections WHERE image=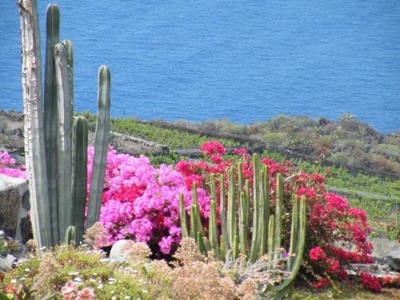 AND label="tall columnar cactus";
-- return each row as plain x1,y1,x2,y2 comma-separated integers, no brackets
18,1,111,248
180,154,307,298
